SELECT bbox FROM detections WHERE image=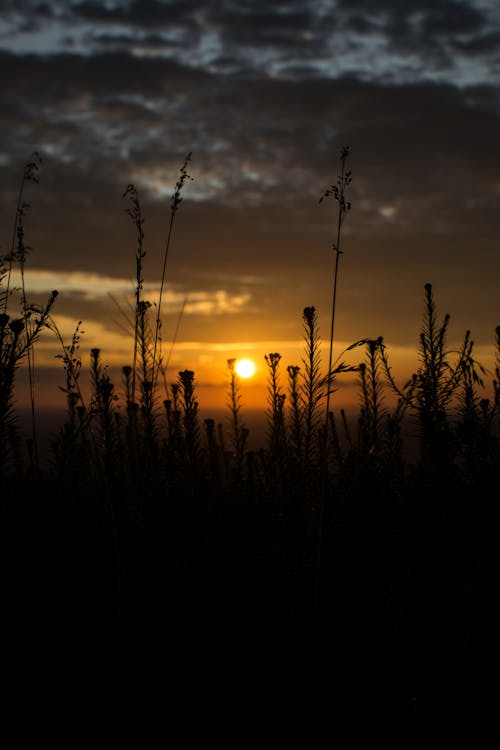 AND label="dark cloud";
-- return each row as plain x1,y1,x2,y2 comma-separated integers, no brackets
210,5,317,47
454,30,500,54
85,30,180,51
325,0,491,77
0,50,212,100
421,3,484,34
70,0,199,26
